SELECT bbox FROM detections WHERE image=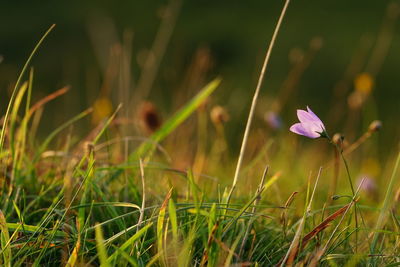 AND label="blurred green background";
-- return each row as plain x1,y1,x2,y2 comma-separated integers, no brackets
1,0,399,155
